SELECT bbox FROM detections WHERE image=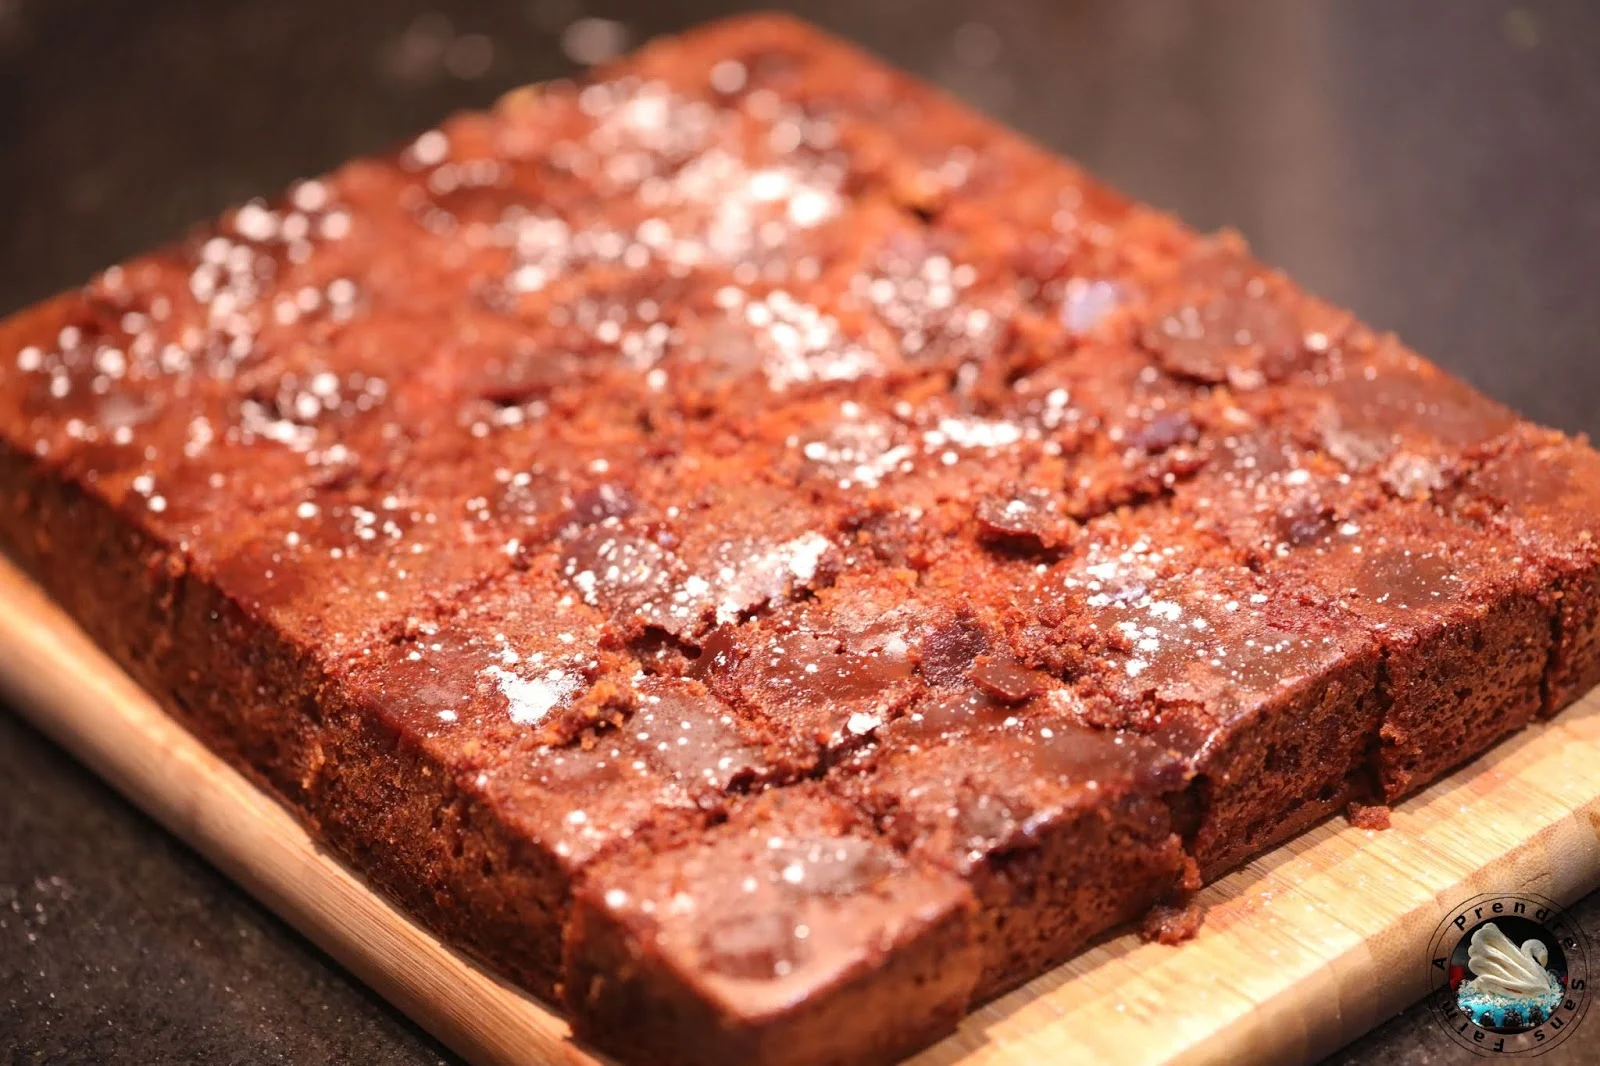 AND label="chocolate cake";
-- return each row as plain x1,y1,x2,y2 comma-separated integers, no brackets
2,14,1597,1066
